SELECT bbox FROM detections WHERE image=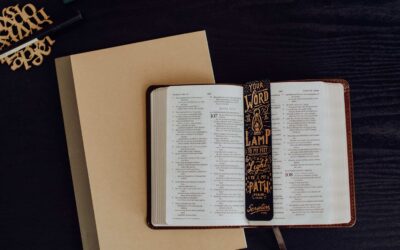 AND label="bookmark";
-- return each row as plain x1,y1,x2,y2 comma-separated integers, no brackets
243,79,273,220
273,227,287,250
